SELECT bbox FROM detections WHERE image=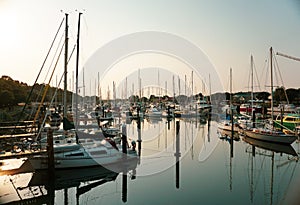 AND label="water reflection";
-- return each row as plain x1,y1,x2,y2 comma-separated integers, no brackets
1,118,300,205
0,159,137,204
242,136,298,205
